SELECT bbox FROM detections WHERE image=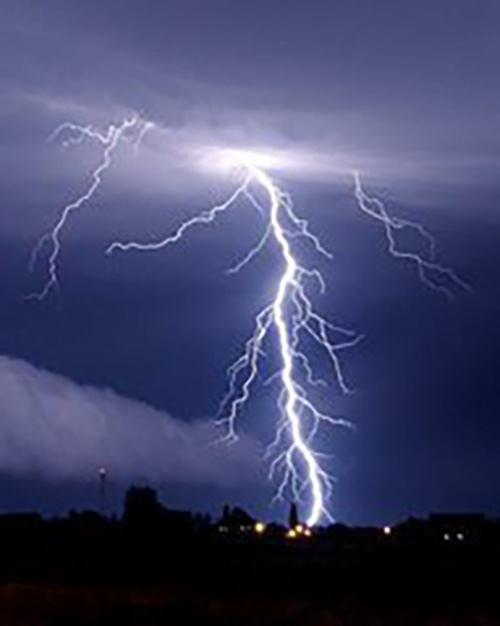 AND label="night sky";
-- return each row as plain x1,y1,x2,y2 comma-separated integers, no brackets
0,0,499,525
